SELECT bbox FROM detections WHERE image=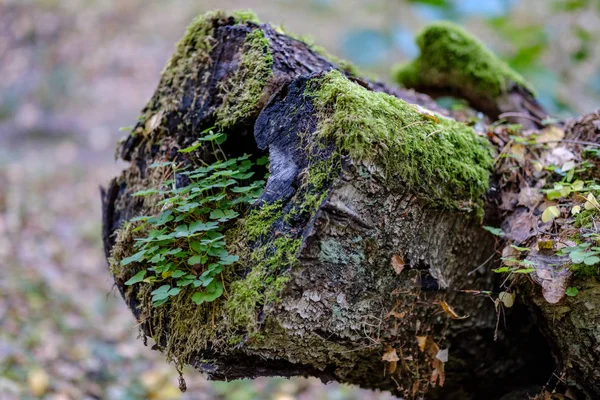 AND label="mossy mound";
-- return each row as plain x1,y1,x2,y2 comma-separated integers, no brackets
310,70,494,213
393,21,535,100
